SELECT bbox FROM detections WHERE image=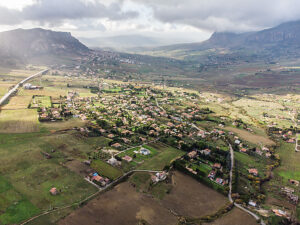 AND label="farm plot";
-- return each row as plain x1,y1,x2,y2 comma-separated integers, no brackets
0,176,40,225
30,95,52,108
118,145,158,168
224,126,275,146
232,98,294,128
161,171,228,218
0,109,39,133
1,95,32,110
0,132,98,224
91,160,123,180
235,152,268,178
59,182,178,225
137,142,185,170
59,171,229,225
